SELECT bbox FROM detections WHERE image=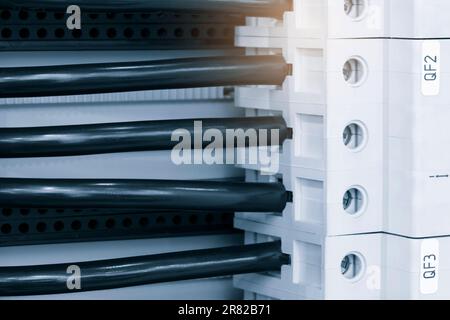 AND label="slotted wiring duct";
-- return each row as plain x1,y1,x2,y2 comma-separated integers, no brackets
0,209,237,247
